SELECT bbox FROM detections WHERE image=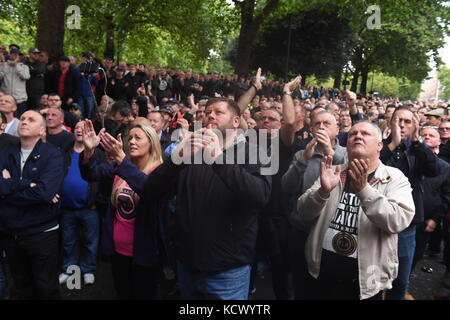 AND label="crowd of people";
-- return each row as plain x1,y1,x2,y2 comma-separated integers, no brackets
0,43,449,300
